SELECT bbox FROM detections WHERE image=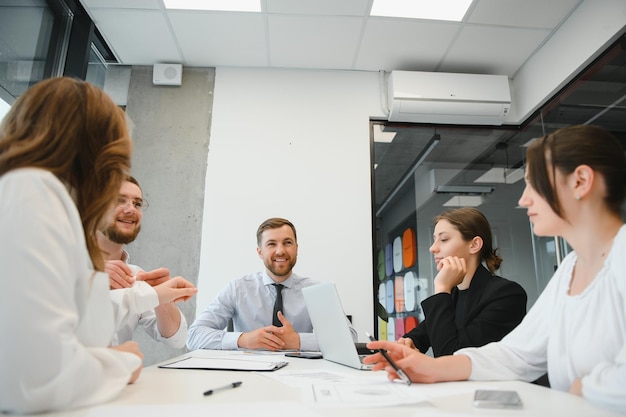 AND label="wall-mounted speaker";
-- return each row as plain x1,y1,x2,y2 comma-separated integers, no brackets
152,63,182,86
